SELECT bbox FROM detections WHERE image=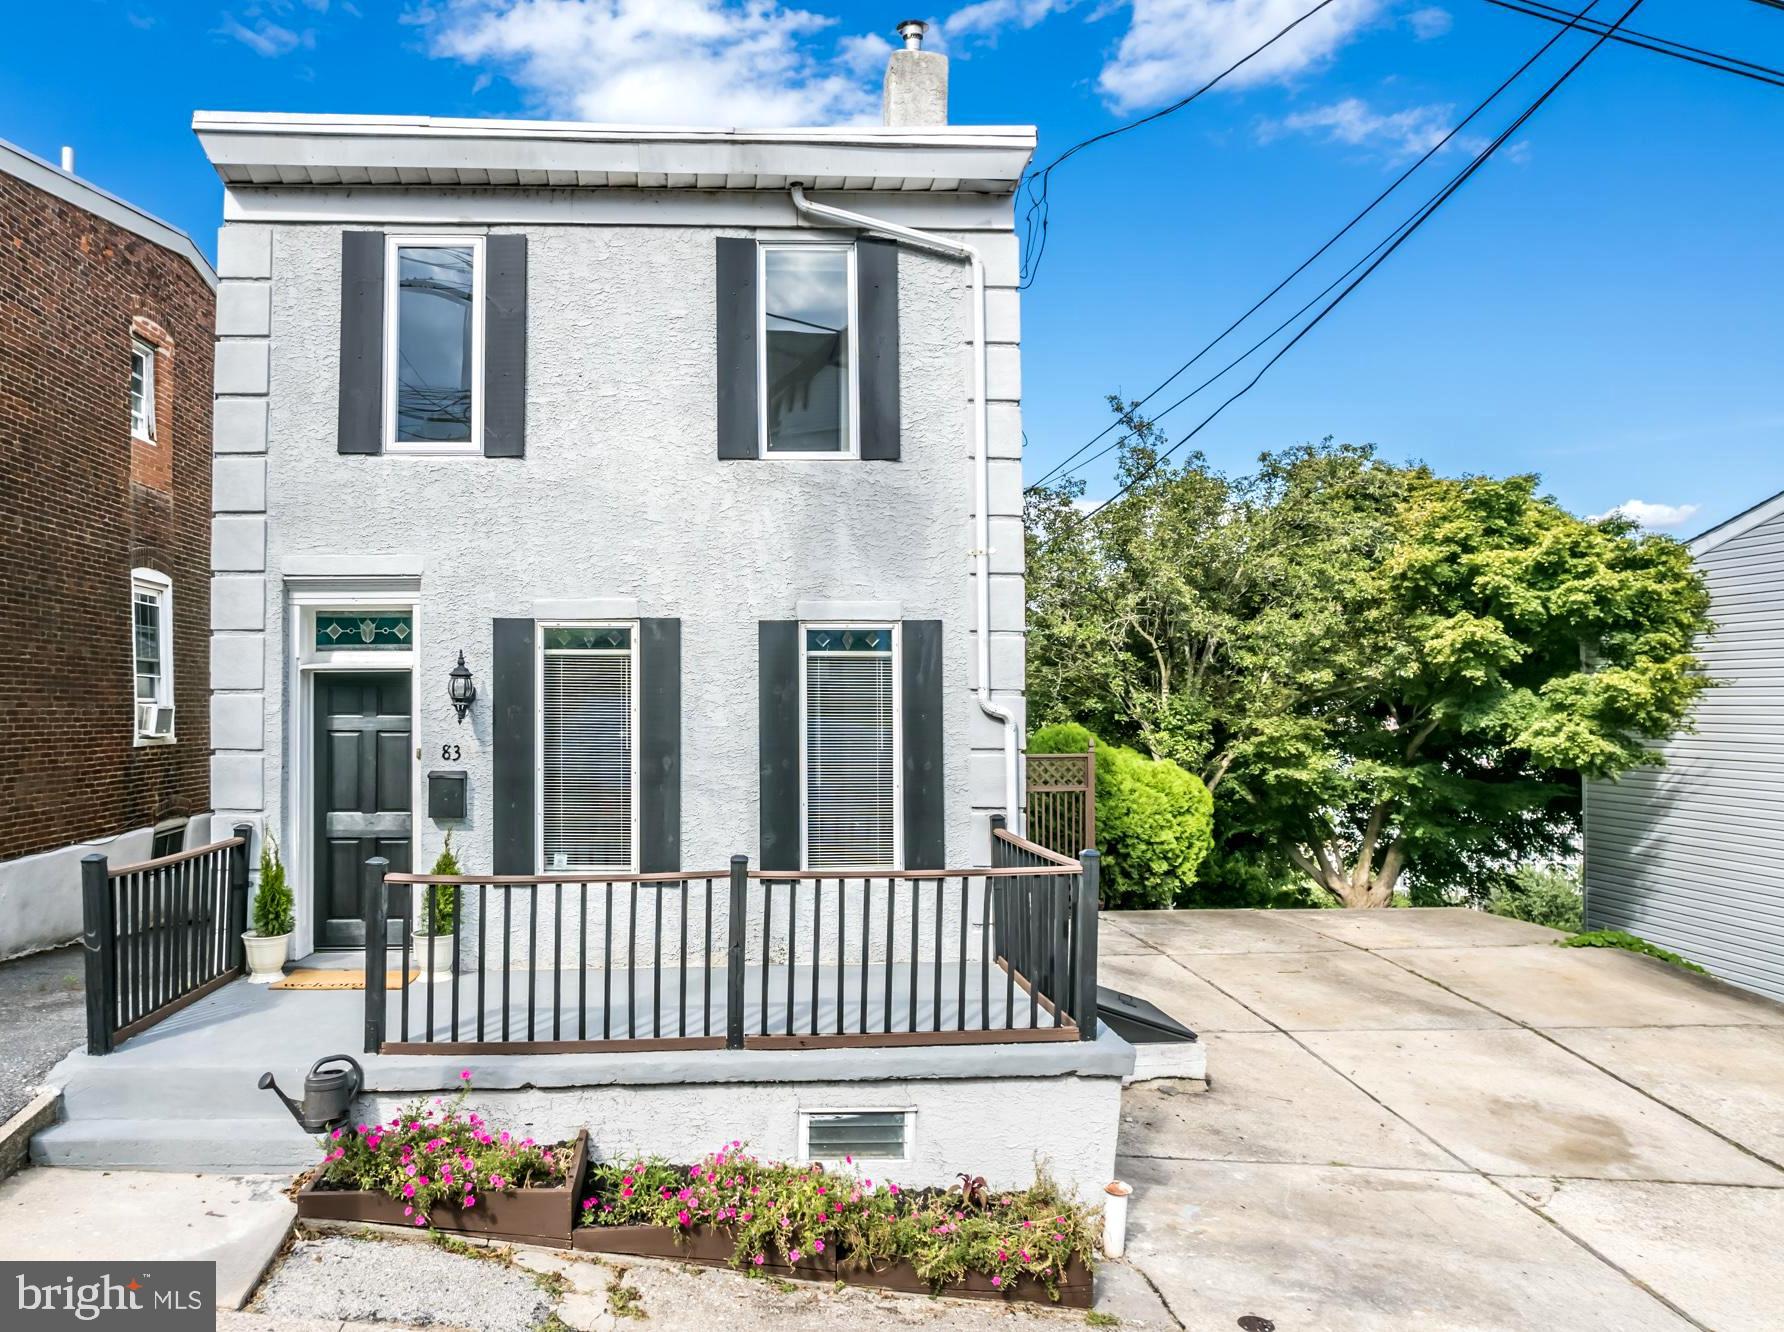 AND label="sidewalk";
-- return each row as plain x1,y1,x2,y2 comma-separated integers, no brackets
0,942,84,1122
